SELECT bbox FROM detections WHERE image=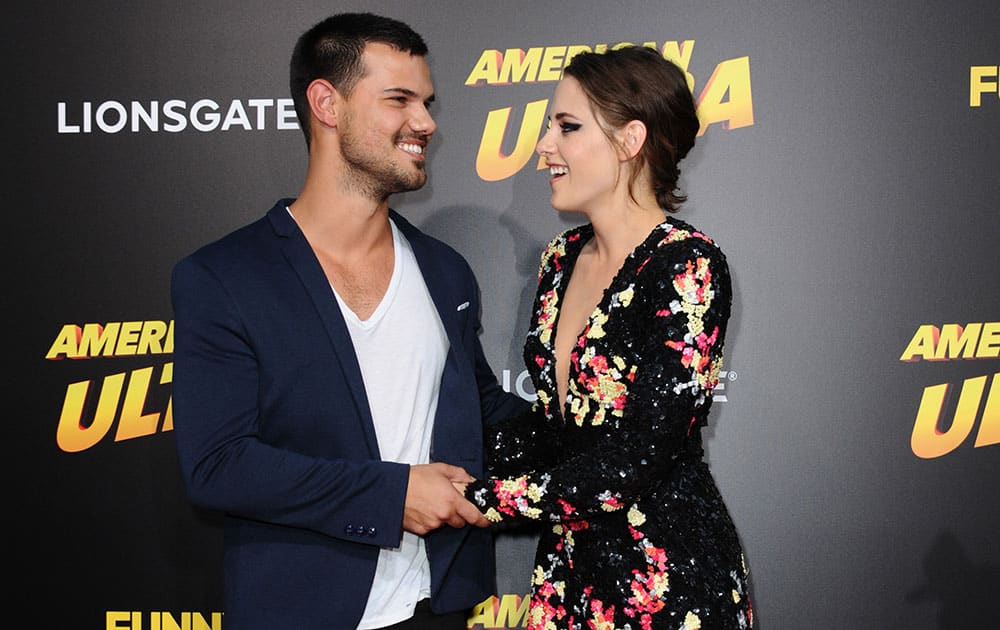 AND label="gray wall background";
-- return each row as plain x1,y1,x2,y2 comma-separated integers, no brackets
9,2,997,628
